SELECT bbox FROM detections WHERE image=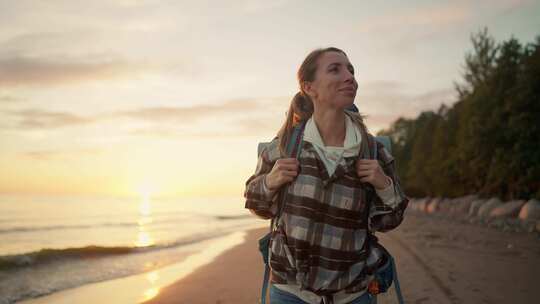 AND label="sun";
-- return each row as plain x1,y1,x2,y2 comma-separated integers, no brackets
136,180,158,199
